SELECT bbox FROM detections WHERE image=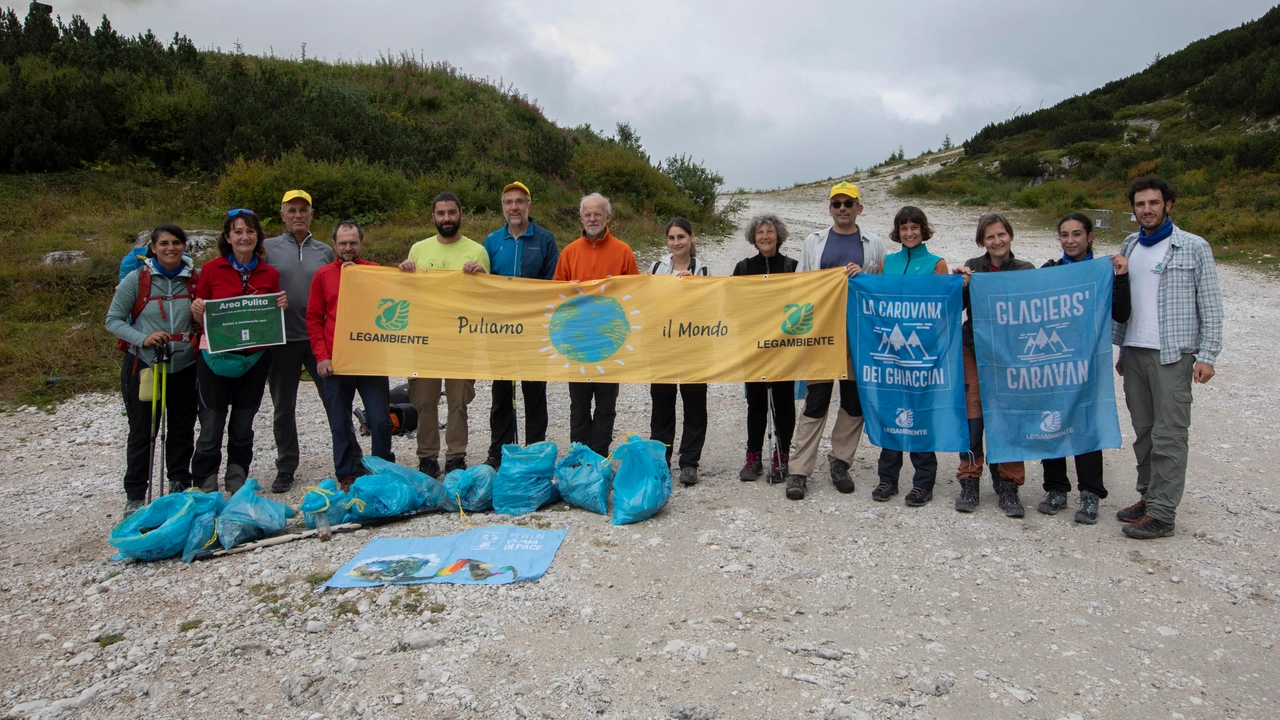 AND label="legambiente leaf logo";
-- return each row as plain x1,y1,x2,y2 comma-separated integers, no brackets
375,299,410,331
781,303,815,336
